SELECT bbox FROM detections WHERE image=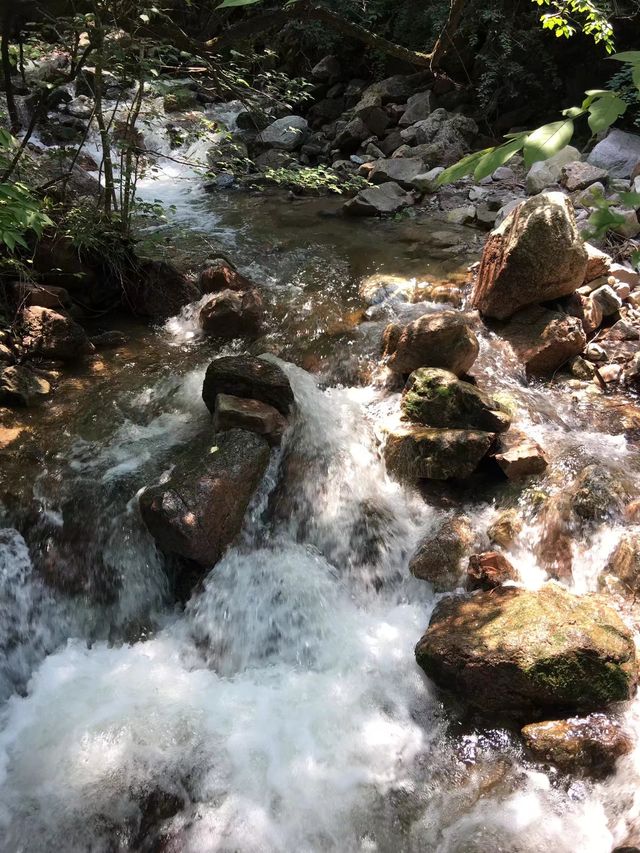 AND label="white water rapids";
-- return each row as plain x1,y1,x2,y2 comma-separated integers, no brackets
3,94,640,851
